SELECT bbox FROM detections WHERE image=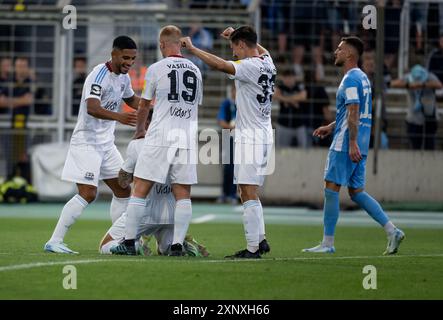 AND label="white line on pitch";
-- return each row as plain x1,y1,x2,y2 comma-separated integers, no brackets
1,253,443,272
191,214,216,224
